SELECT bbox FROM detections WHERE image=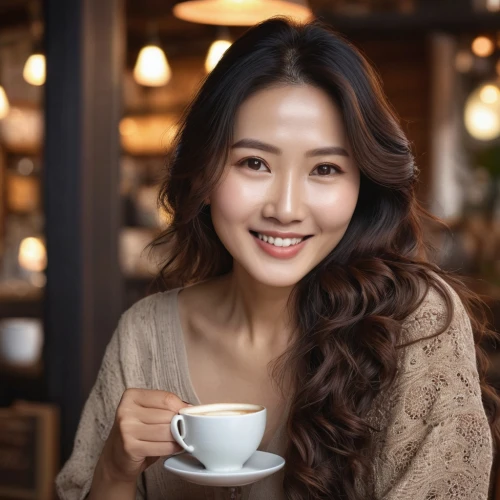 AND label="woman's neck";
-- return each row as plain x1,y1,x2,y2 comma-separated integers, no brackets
214,267,295,348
